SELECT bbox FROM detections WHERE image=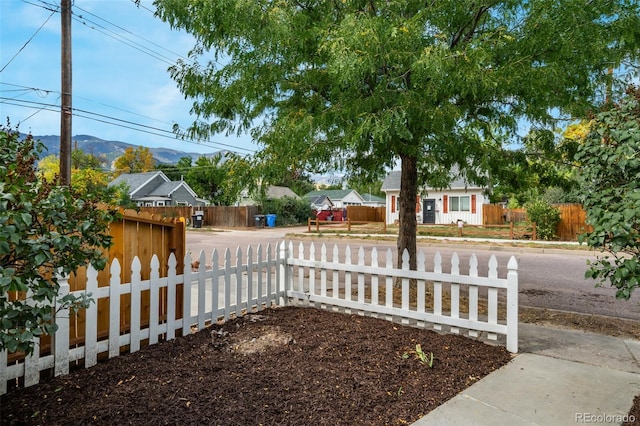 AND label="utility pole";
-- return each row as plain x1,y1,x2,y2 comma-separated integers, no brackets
60,0,72,185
